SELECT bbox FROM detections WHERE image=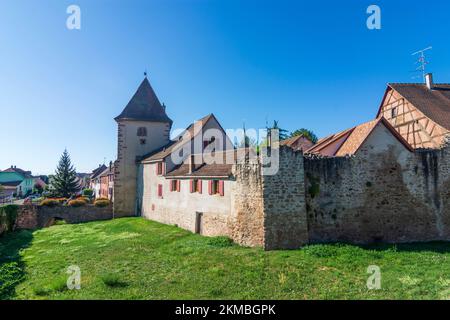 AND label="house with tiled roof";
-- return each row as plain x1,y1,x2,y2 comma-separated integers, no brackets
0,166,45,197
377,73,450,149
305,117,413,157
